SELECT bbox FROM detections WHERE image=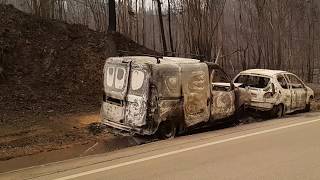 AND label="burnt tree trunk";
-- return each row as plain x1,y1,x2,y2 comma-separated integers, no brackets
156,0,167,55
168,0,174,56
108,0,117,32
142,0,145,46
136,0,139,43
